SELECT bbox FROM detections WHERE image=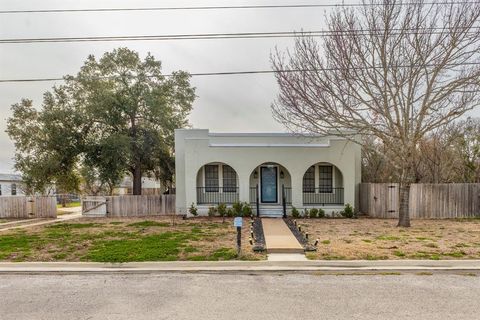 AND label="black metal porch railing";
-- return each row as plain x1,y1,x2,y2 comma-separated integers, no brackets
196,187,239,205
303,187,344,205
249,187,257,205
284,187,292,205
